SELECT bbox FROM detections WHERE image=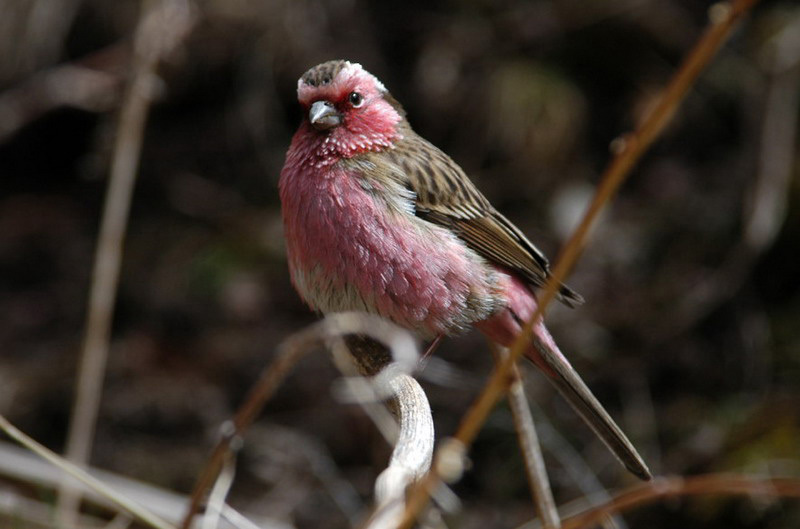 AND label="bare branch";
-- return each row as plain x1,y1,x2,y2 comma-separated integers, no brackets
330,333,434,529
247,424,364,525
203,454,236,529
180,322,325,529
560,474,800,529
58,1,196,525
0,54,124,143
363,366,434,529
495,346,560,529
0,440,292,529
0,415,174,529
181,313,429,529
519,407,626,529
